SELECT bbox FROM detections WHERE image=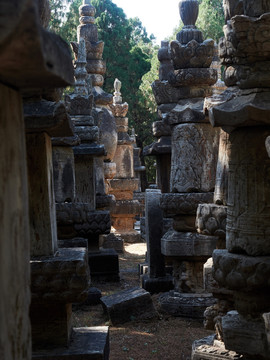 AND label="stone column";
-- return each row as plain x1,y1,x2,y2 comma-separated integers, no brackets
141,189,174,293
193,1,270,358
158,0,220,318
